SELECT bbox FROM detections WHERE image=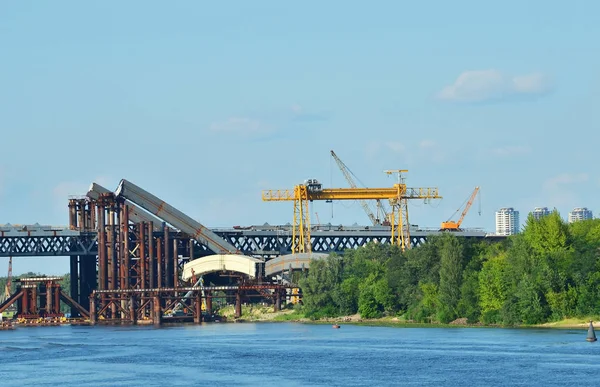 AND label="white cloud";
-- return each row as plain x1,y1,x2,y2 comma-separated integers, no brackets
492,145,531,157
419,140,436,149
386,141,405,153
543,173,588,191
437,69,551,102
209,117,268,134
